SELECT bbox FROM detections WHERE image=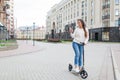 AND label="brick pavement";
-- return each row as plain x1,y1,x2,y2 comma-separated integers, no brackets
0,40,45,58
0,40,117,80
